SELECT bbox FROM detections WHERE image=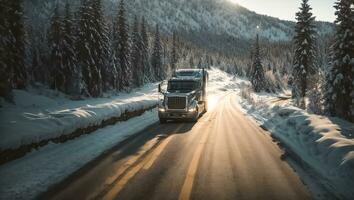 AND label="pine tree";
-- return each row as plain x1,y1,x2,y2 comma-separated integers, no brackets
62,2,81,96
91,0,111,92
107,20,119,90
323,68,334,115
308,72,323,115
292,0,317,108
0,0,26,100
48,4,65,92
114,0,131,90
189,57,195,68
151,24,164,80
76,0,104,97
171,31,178,72
251,35,266,92
140,17,151,83
131,16,143,87
0,1,12,100
326,0,354,121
